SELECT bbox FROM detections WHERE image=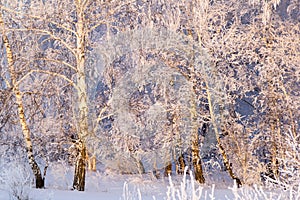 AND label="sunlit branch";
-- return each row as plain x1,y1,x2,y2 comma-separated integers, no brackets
95,97,113,124
30,69,80,92
82,0,89,8
8,28,76,56
88,21,106,33
0,4,77,36
15,70,34,87
33,58,77,72
92,96,114,134
0,90,13,116
1,76,12,89
87,0,135,33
